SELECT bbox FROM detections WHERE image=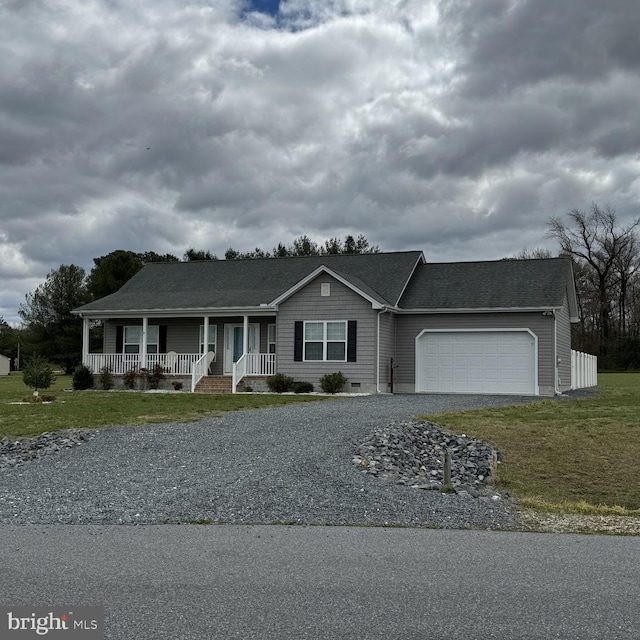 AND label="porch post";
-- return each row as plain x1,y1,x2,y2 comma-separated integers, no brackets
243,315,249,357
203,316,209,354
82,317,89,367
141,316,148,369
